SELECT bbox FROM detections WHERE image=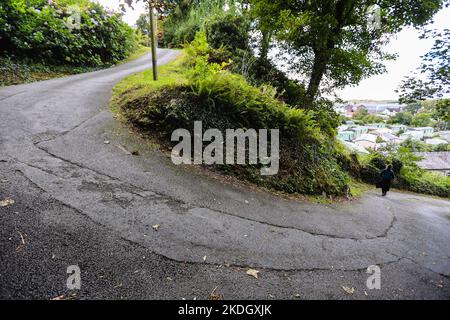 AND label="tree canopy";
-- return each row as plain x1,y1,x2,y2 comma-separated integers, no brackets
250,0,445,108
